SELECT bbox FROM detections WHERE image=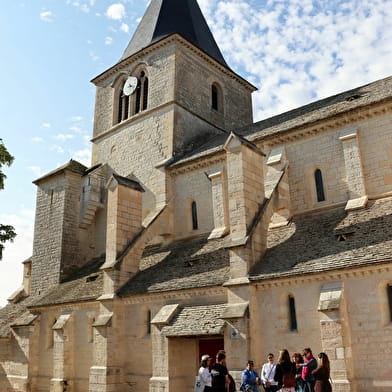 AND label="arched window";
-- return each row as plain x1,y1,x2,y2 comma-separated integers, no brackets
212,84,219,110
314,169,326,202
288,296,298,331
191,201,198,230
211,82,223,112
134,71,149,115
142,77,149,111
117,82,130,124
